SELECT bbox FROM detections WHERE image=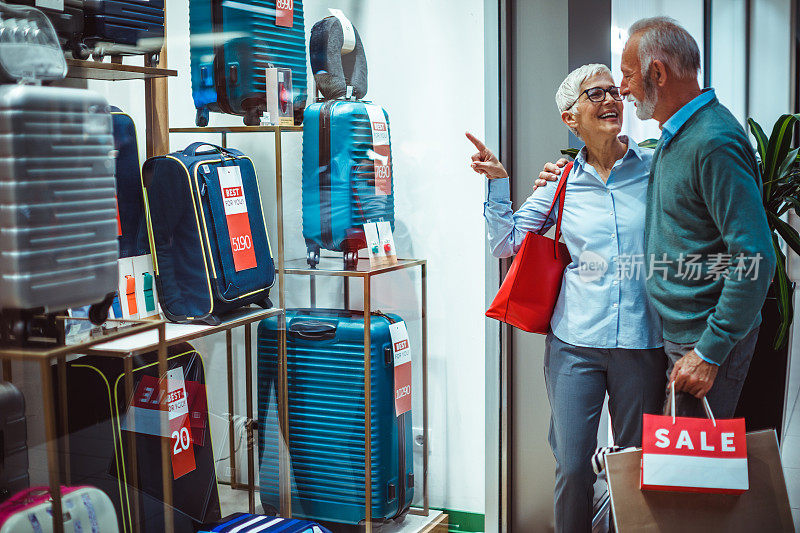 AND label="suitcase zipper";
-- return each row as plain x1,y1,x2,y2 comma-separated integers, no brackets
319,100,335,250
374,312,409,519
